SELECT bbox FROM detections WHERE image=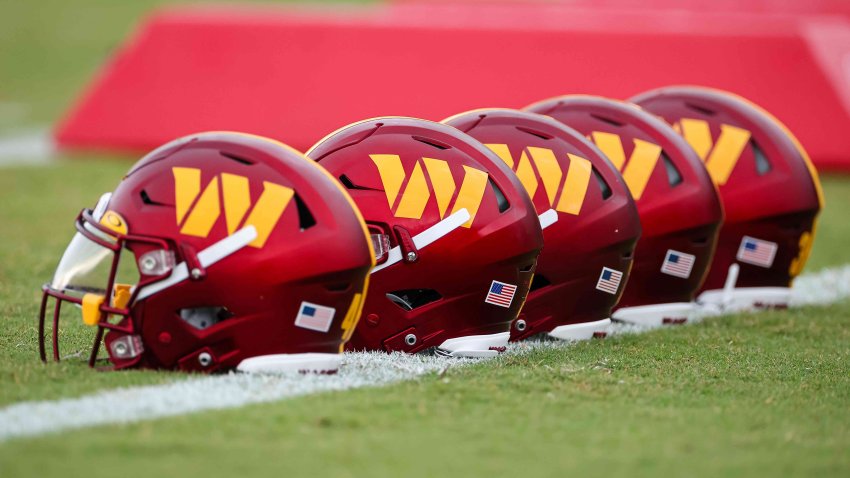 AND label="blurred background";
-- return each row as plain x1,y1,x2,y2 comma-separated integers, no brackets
4,0,850,172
